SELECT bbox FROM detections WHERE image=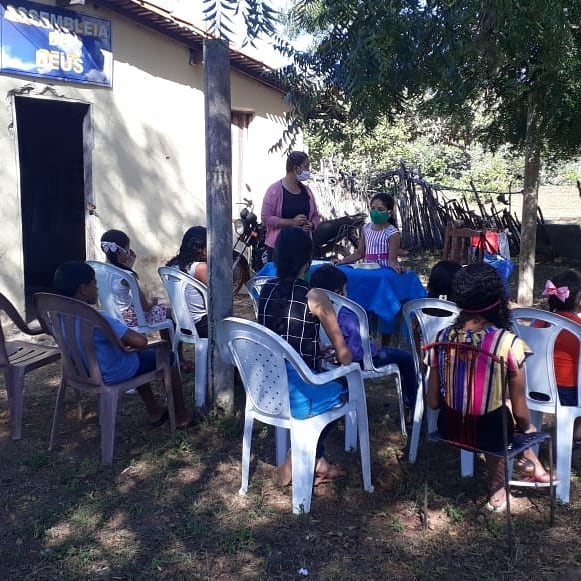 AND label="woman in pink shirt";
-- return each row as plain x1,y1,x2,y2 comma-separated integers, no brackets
261,151,321,261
